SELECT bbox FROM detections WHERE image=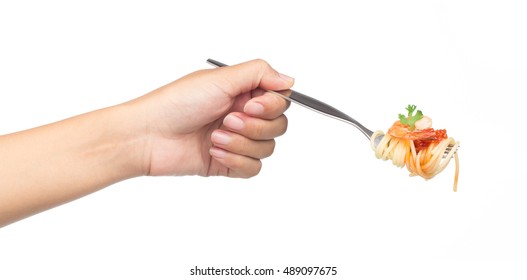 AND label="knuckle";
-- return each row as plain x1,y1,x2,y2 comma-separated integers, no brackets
226,155,245,173
261,140,276,158
250,122,266,139
267,94,284,111
253,58,269,68
236,160,262,179
250,161,263,177
237,137,253,155
277,115,288,136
